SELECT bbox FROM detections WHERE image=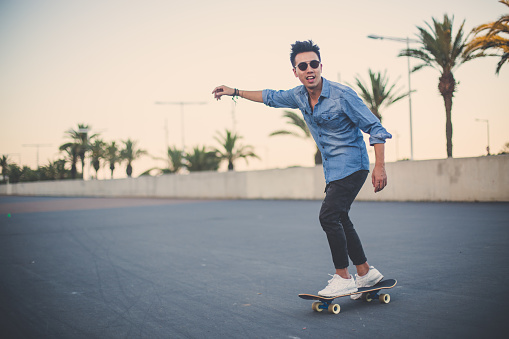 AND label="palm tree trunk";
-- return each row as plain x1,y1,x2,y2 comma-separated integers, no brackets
314,147,322,165
444,95,453,158
80,155,85,179
71,163,77,179
93,160,100,179
438,71,456,158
